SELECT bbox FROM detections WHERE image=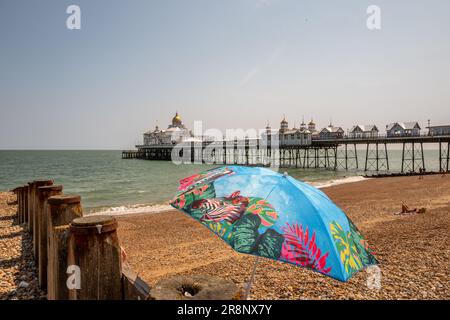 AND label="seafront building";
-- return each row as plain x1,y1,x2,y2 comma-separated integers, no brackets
386,122,421,137
263,117,312,146
143,112,194,145
349,125,379,138
319,123,345,139
427,124,450,136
